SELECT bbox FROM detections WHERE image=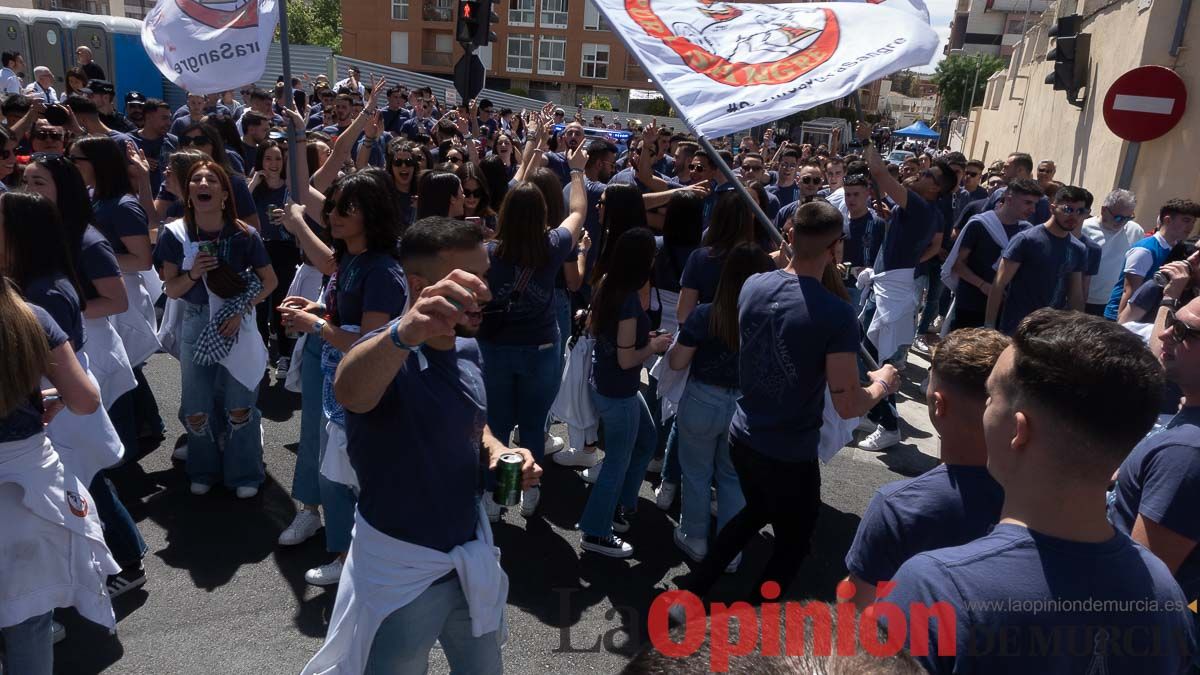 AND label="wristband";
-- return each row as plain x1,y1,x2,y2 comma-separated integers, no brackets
1160,297,1181,310
389,320,423,352
310,318,326,336
570,168,585,175
187,268,200,281
874,378,892,396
